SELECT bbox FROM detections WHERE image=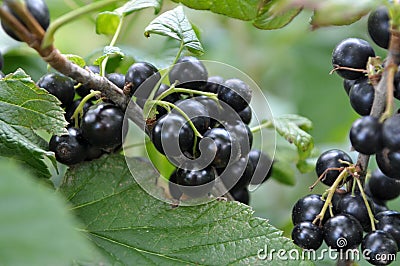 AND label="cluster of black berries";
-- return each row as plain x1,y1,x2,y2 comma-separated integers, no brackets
41,66,126,165
130,56,274,204
292,6,400,266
